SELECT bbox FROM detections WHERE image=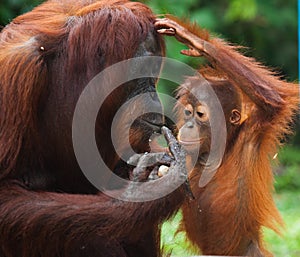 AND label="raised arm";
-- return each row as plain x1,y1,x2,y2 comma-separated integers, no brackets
155,17,298,117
